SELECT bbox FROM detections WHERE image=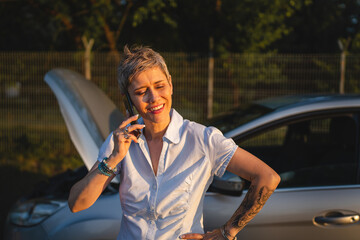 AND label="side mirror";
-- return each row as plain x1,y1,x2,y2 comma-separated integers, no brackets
208,171,245,196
